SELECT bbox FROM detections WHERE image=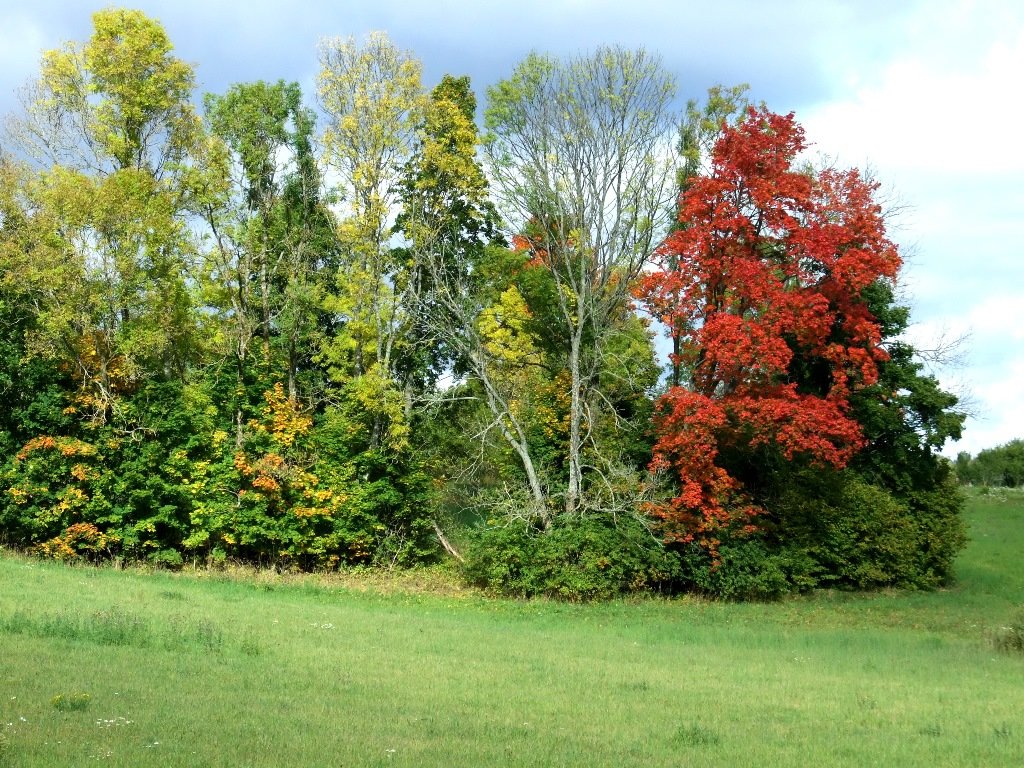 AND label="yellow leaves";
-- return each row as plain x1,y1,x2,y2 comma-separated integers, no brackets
347,365,411,452
318,31,426,269
22,9,199,174
37,43,89,119
6,487,29,506
56,487,88,514
478,286,542,370
13,50,194,418
318,31,426,175
233,452,252,475
251,475,281,493
476,287,576,445
40,44,83,86
82,8,197,166
291,489,341,519
256,383,312,448
16,436,96,461
37,167,95,227
232,386,342,519
536,370,573,442
416,97,484,193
